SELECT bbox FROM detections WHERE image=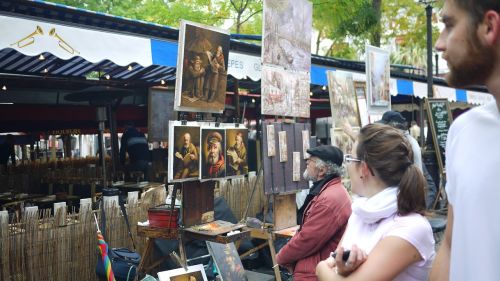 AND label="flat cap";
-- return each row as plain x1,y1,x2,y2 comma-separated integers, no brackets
376,111,406,125
307,145,343,166
207,131,223,144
